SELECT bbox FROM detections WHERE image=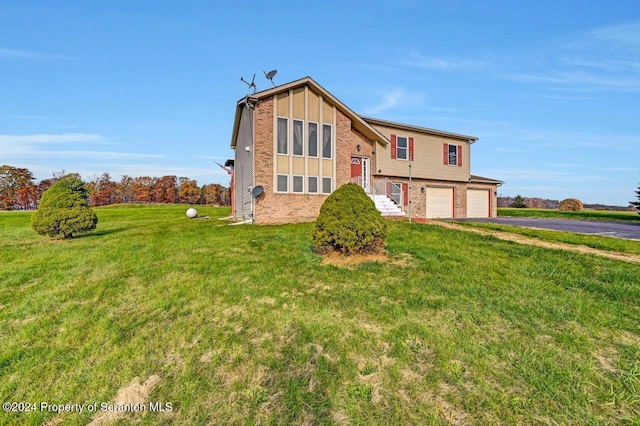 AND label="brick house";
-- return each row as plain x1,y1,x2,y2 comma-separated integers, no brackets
230,77,502,224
